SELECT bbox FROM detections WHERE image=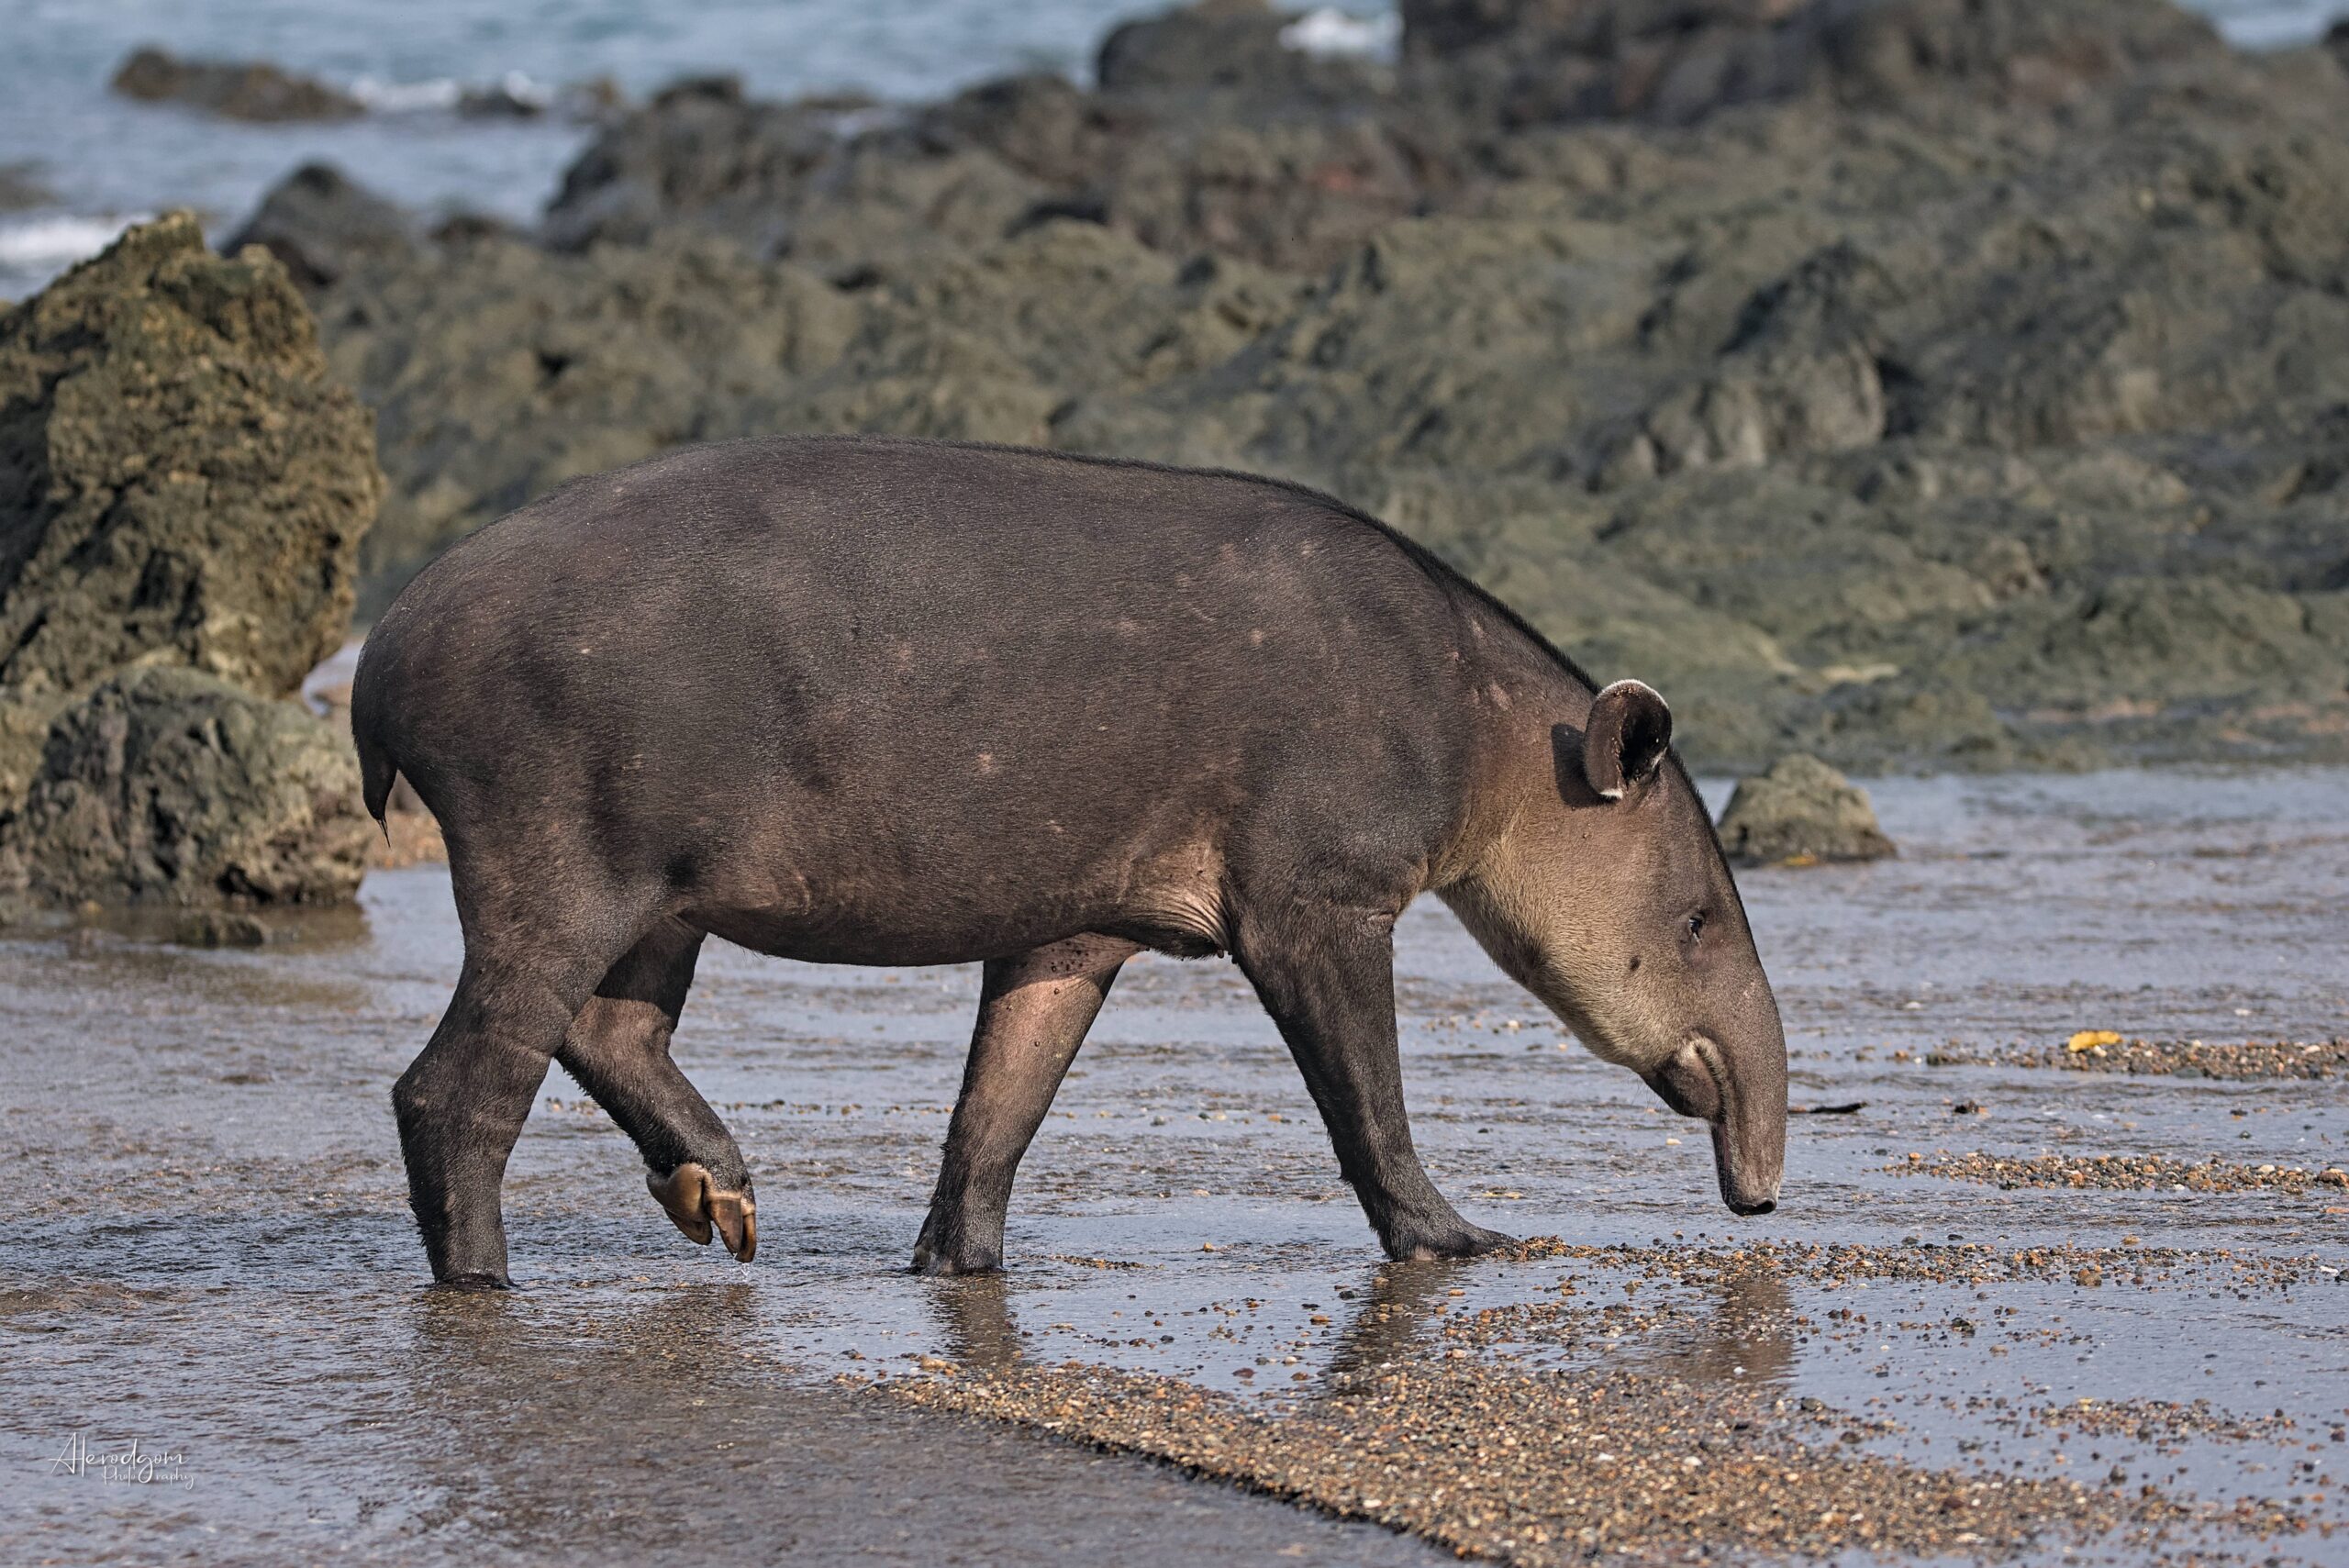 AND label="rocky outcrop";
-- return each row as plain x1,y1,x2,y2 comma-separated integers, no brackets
316,230,861,604
540,78,1041,268
293,0,2349,773
0,214,378,709
224,164,418,292
317,215,1332,608
1715,754,1897,865
1098,0,1386,102
1401,0,2228,129
544,4,1442,274
0,668,373,908
0,215,382,910
109,47,362,122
